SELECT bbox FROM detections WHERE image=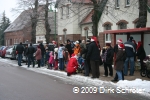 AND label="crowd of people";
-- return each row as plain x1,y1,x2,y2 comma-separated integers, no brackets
15,36,146,82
